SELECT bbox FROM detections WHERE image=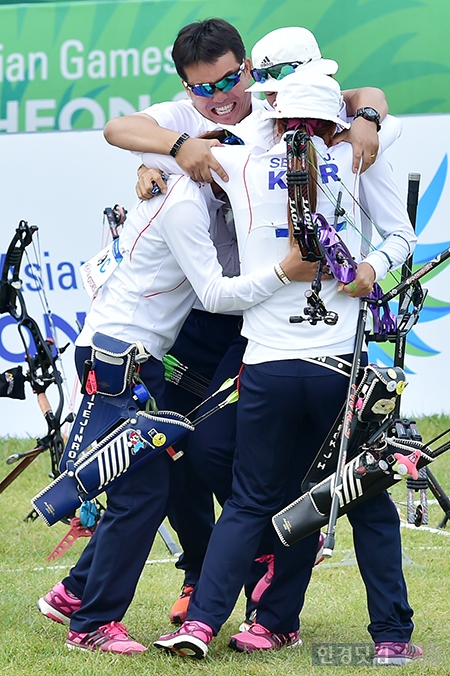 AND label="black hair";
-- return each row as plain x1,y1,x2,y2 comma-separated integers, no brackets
172,18,246,81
